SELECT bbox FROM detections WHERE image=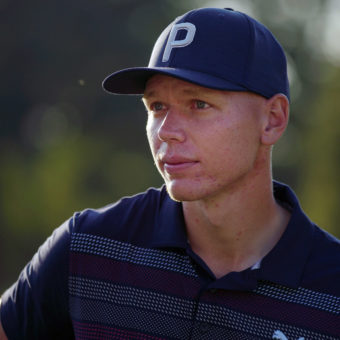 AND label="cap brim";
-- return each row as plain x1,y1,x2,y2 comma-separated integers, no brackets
102,67,247,95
